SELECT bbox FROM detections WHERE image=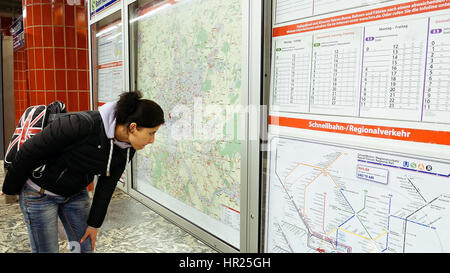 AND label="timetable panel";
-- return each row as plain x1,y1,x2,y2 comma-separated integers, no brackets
310,28,362,116
272,36,312,113
423,14,450,123
271,1,450,125
359,19,428,121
